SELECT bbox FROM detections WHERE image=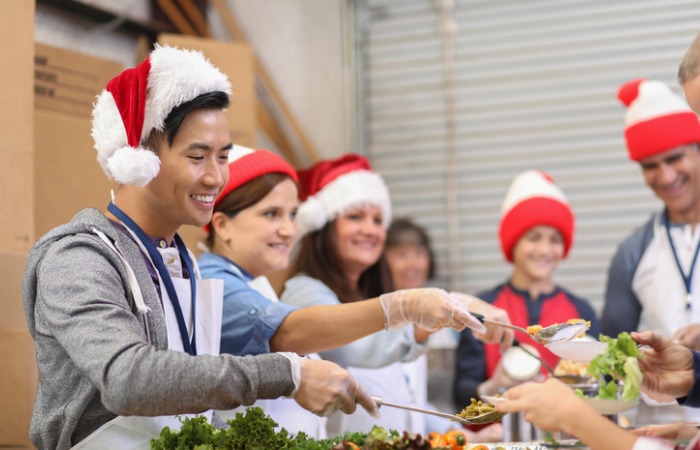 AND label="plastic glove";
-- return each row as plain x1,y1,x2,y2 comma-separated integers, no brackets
379,287,486,333
289,355,379,418
450,291,515,347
